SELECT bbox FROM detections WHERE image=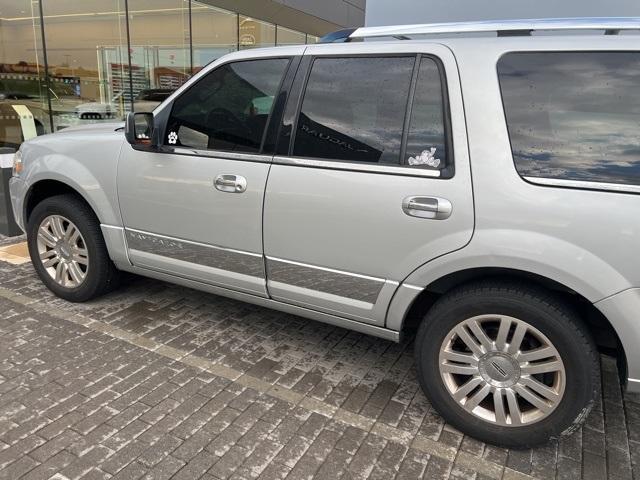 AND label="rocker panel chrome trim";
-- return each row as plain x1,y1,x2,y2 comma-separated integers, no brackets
265,256,387,304
118,263,400,342
125,228,264,278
